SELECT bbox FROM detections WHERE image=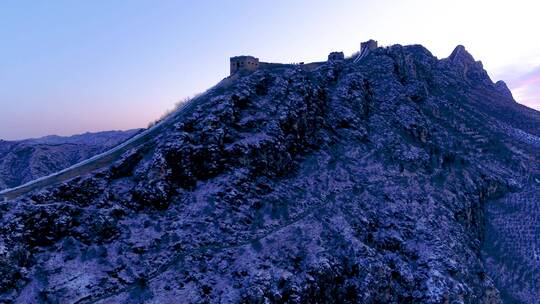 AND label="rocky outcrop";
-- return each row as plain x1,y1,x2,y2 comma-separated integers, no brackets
0,44,538,303
494,80,514,101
